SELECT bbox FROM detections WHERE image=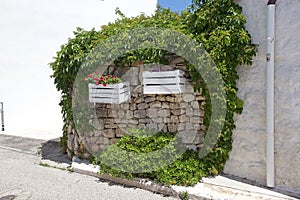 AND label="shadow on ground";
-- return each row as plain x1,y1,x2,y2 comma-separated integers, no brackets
40,138,71,164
